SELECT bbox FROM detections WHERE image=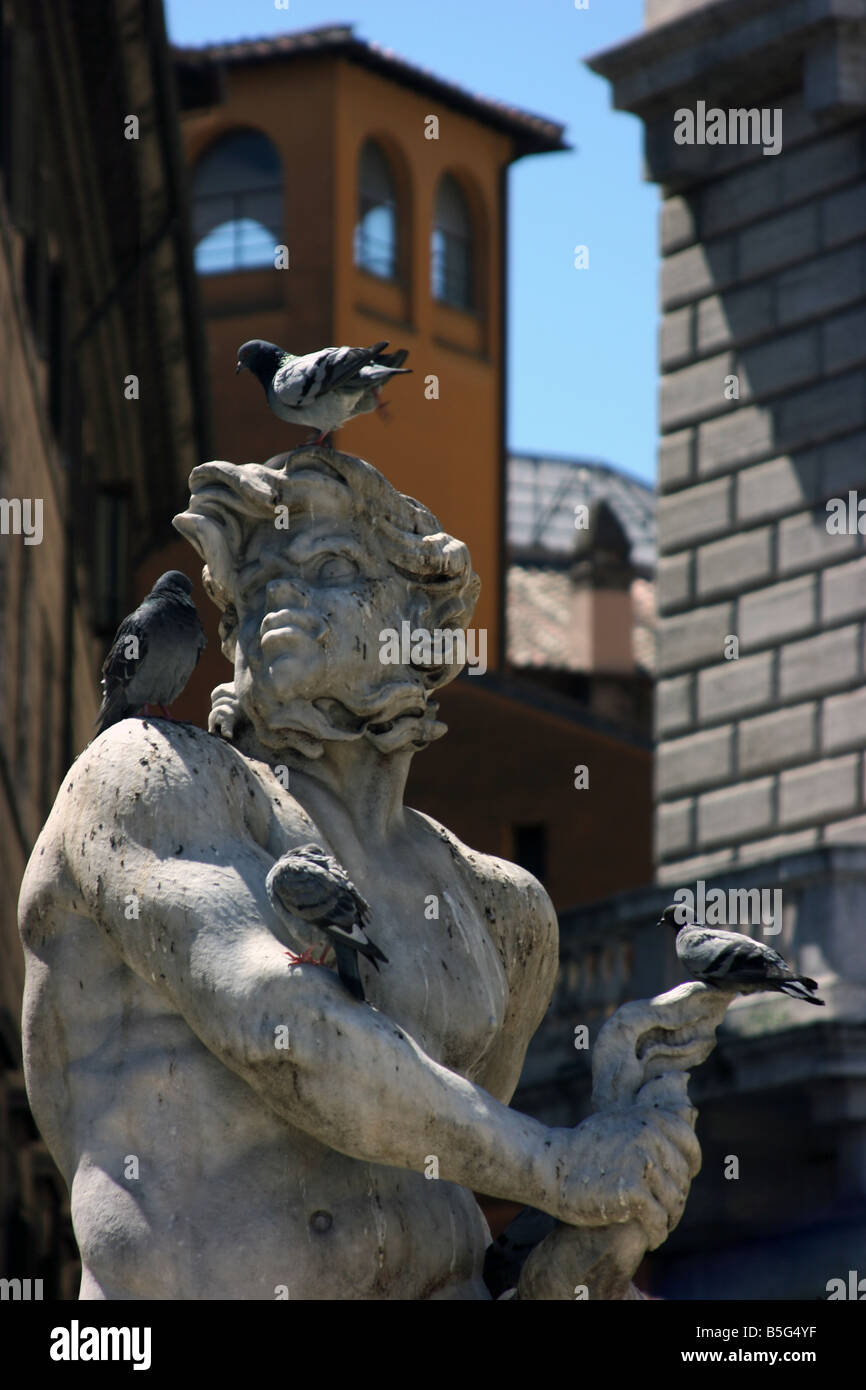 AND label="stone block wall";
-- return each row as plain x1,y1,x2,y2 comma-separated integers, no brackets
589,0,866,886
654,91,866,882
